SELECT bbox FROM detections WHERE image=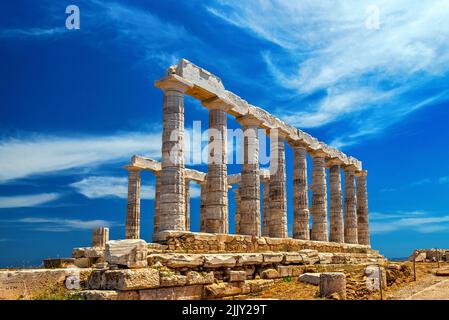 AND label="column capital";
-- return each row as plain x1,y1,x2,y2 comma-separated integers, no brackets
154,75,193,93
124,165,142,172
325,157,344,168
355,169,368,177
236,114,262,127
343,164,358,173
289,139,309,149
309,148,328,158
266,127,289,139
201,96,233,112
